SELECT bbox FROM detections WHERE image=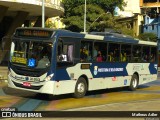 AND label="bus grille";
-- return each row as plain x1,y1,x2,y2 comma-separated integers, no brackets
13,81,43,90
10,63,49,77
